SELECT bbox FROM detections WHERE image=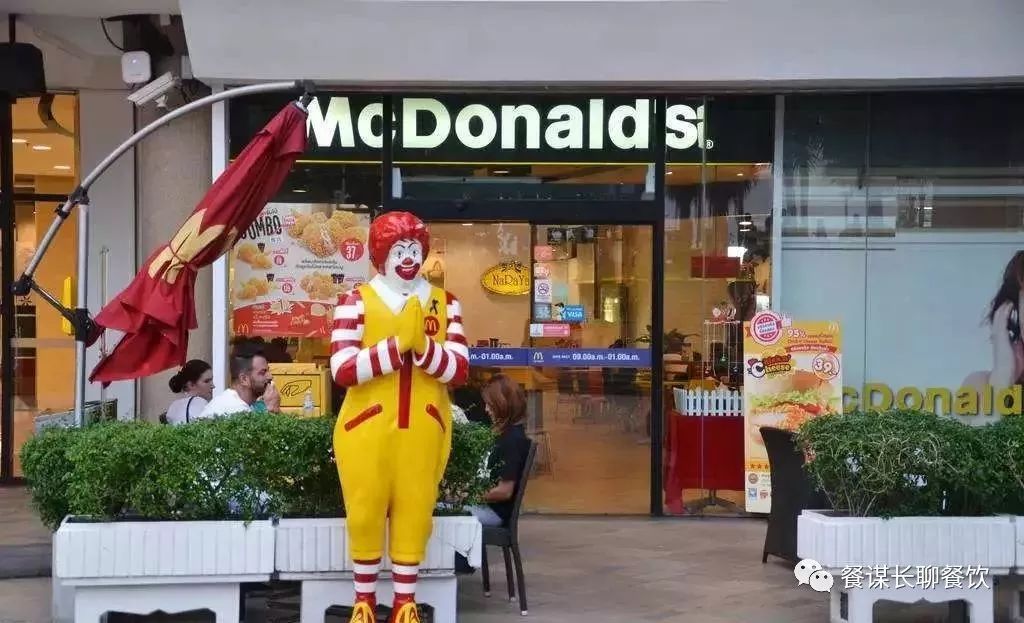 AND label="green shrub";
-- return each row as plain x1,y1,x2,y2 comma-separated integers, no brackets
21,413,494,529
797,409,1024,518
440,421,496,511
798,409,1024,520
20,426,77,529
